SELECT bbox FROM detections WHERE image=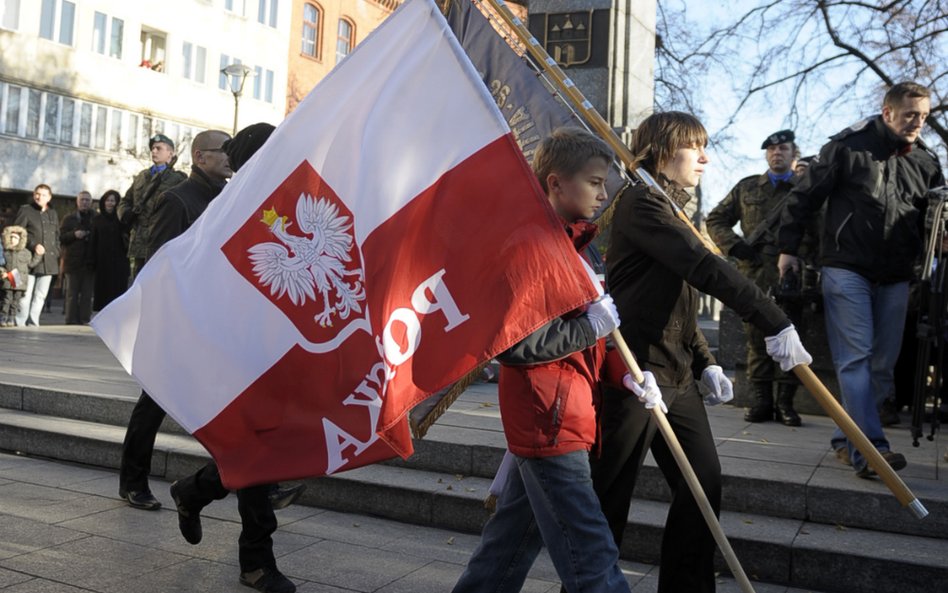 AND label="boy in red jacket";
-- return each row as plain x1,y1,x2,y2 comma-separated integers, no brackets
452,128,664,593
